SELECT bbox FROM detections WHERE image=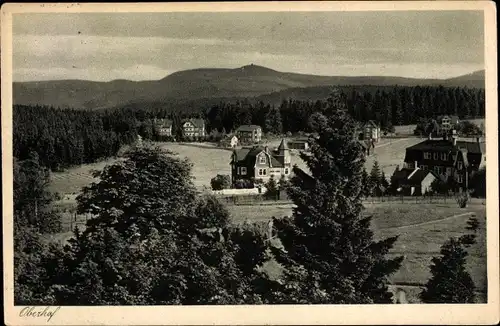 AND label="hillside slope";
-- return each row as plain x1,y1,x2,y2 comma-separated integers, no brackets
13,64,485,110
